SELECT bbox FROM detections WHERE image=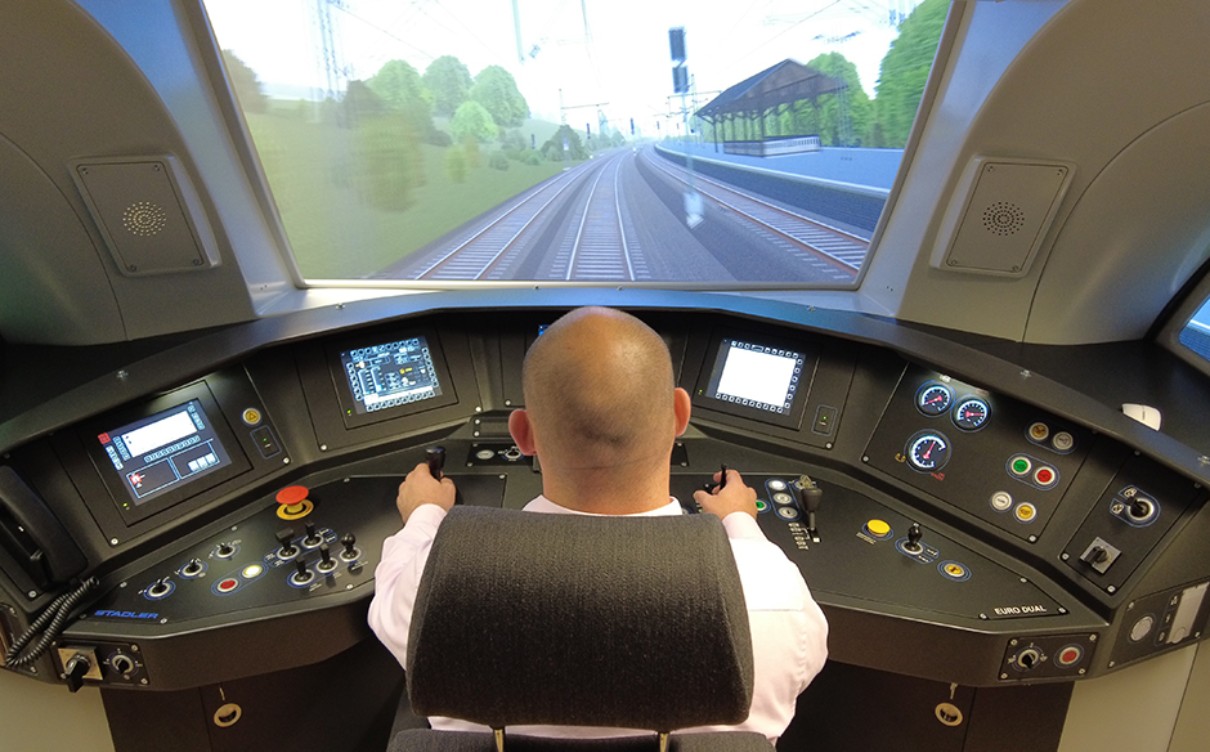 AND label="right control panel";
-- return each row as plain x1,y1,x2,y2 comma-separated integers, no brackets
865,366,1094,543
